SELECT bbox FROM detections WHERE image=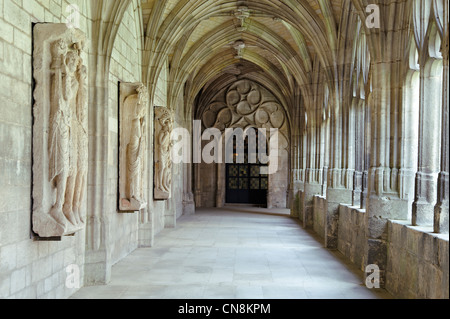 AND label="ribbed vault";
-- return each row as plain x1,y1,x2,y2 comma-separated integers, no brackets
137,0,360,122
